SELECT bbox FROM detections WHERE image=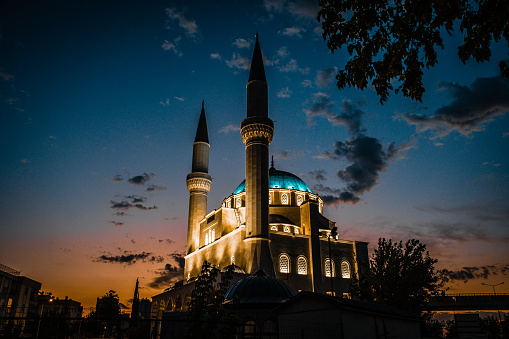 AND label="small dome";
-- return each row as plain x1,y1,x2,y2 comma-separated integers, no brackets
233,167,312,195
224,270,294,304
